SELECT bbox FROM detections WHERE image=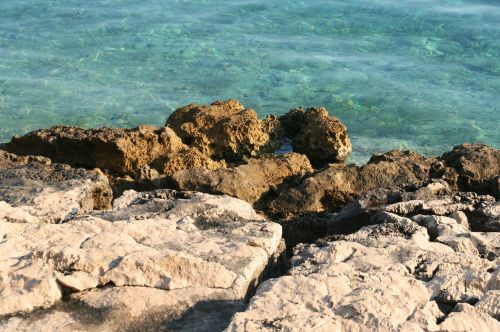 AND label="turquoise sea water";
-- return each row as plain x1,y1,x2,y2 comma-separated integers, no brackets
0,0,499,163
